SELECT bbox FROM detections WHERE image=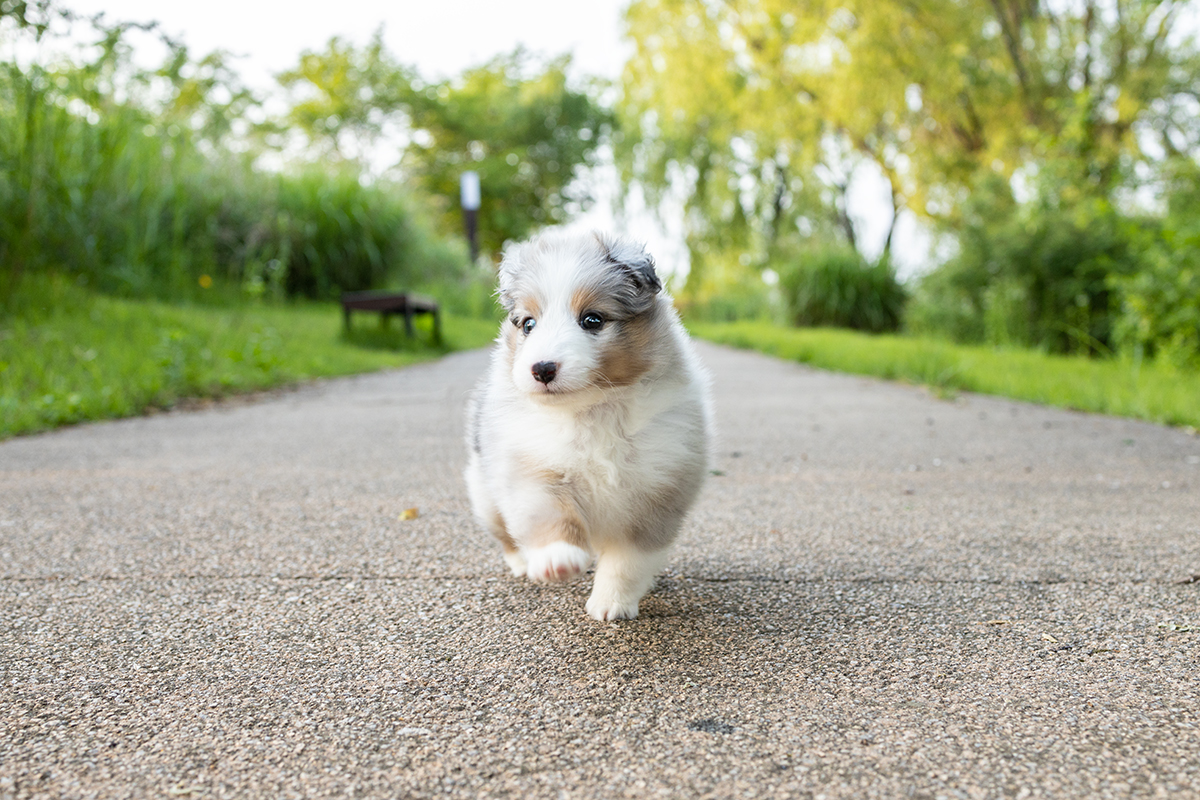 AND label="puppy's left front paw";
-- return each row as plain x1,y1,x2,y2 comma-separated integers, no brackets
585,593,640,622
525,542,592,584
